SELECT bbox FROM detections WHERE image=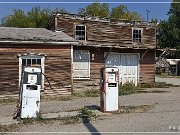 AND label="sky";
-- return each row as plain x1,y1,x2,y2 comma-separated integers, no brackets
0,0,172,22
